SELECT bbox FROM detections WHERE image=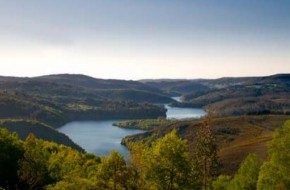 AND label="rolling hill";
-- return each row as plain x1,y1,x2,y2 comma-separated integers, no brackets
143,74,290,117
0,74,173,103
